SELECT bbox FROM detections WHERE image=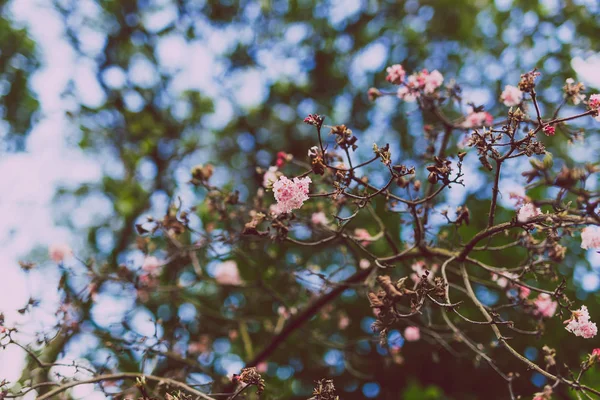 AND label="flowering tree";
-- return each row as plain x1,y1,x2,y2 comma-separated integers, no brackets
3,61,600,400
